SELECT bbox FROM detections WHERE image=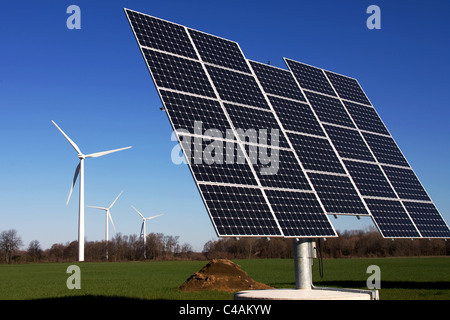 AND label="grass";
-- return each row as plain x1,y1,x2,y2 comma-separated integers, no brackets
0,257,448,300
